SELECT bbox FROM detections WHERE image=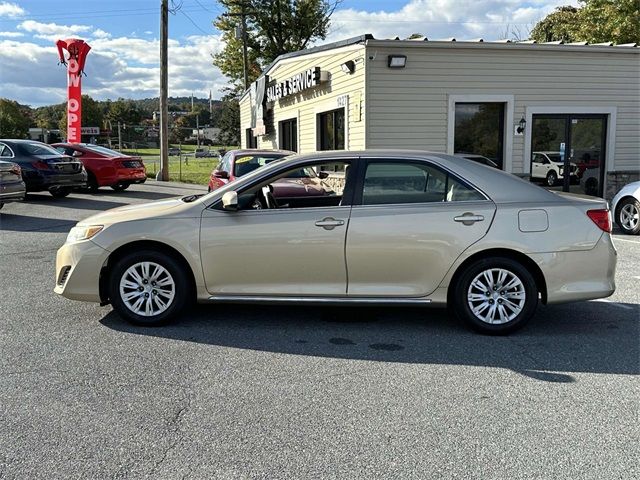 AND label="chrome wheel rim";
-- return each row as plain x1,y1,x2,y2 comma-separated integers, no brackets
467,268,526,325
119,262,175,317
620,204,639,230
